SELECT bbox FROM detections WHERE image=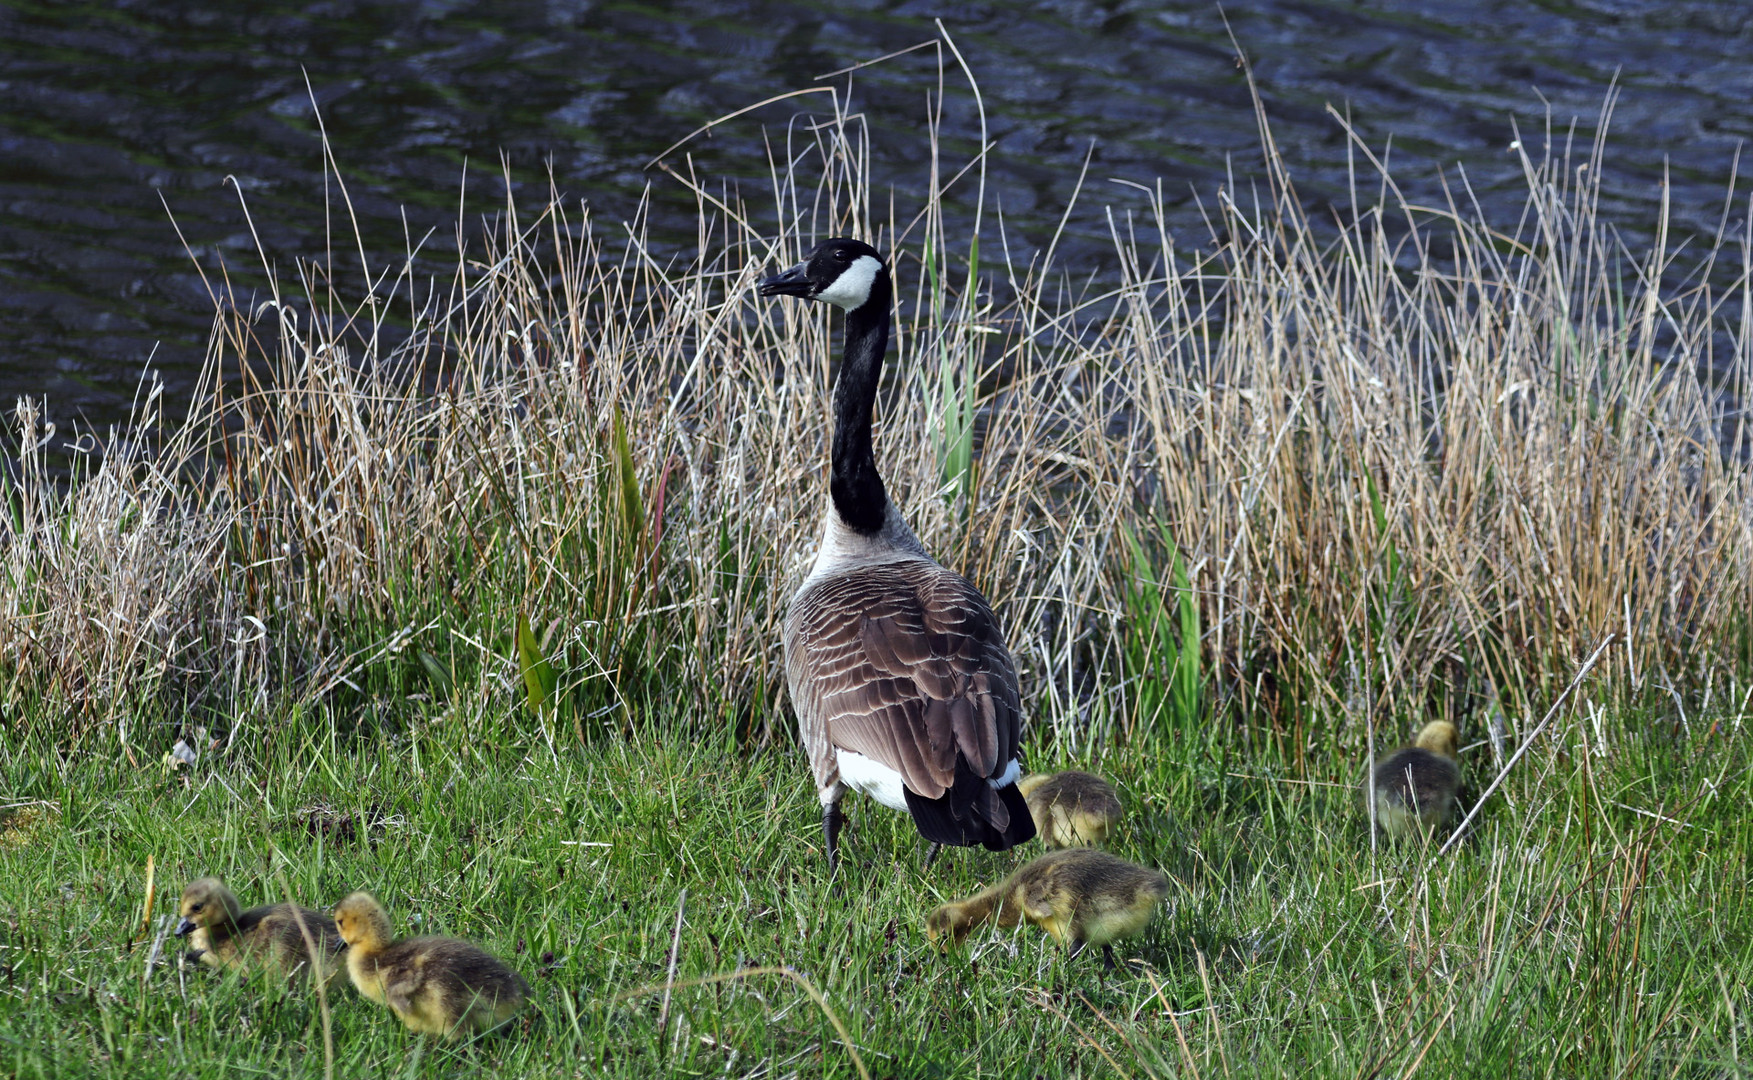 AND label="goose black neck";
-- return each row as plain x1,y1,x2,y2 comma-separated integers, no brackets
830,275,892,535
